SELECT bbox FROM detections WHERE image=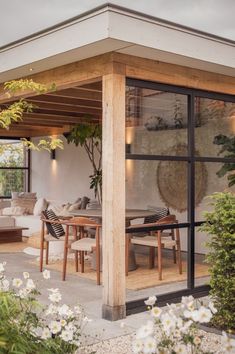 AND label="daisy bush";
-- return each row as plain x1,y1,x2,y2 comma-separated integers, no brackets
0,262,89,354
132,295,235,354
